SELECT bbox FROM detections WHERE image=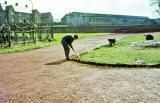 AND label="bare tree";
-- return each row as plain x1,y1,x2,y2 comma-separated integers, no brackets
28,0,33,10
150,0,160,14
